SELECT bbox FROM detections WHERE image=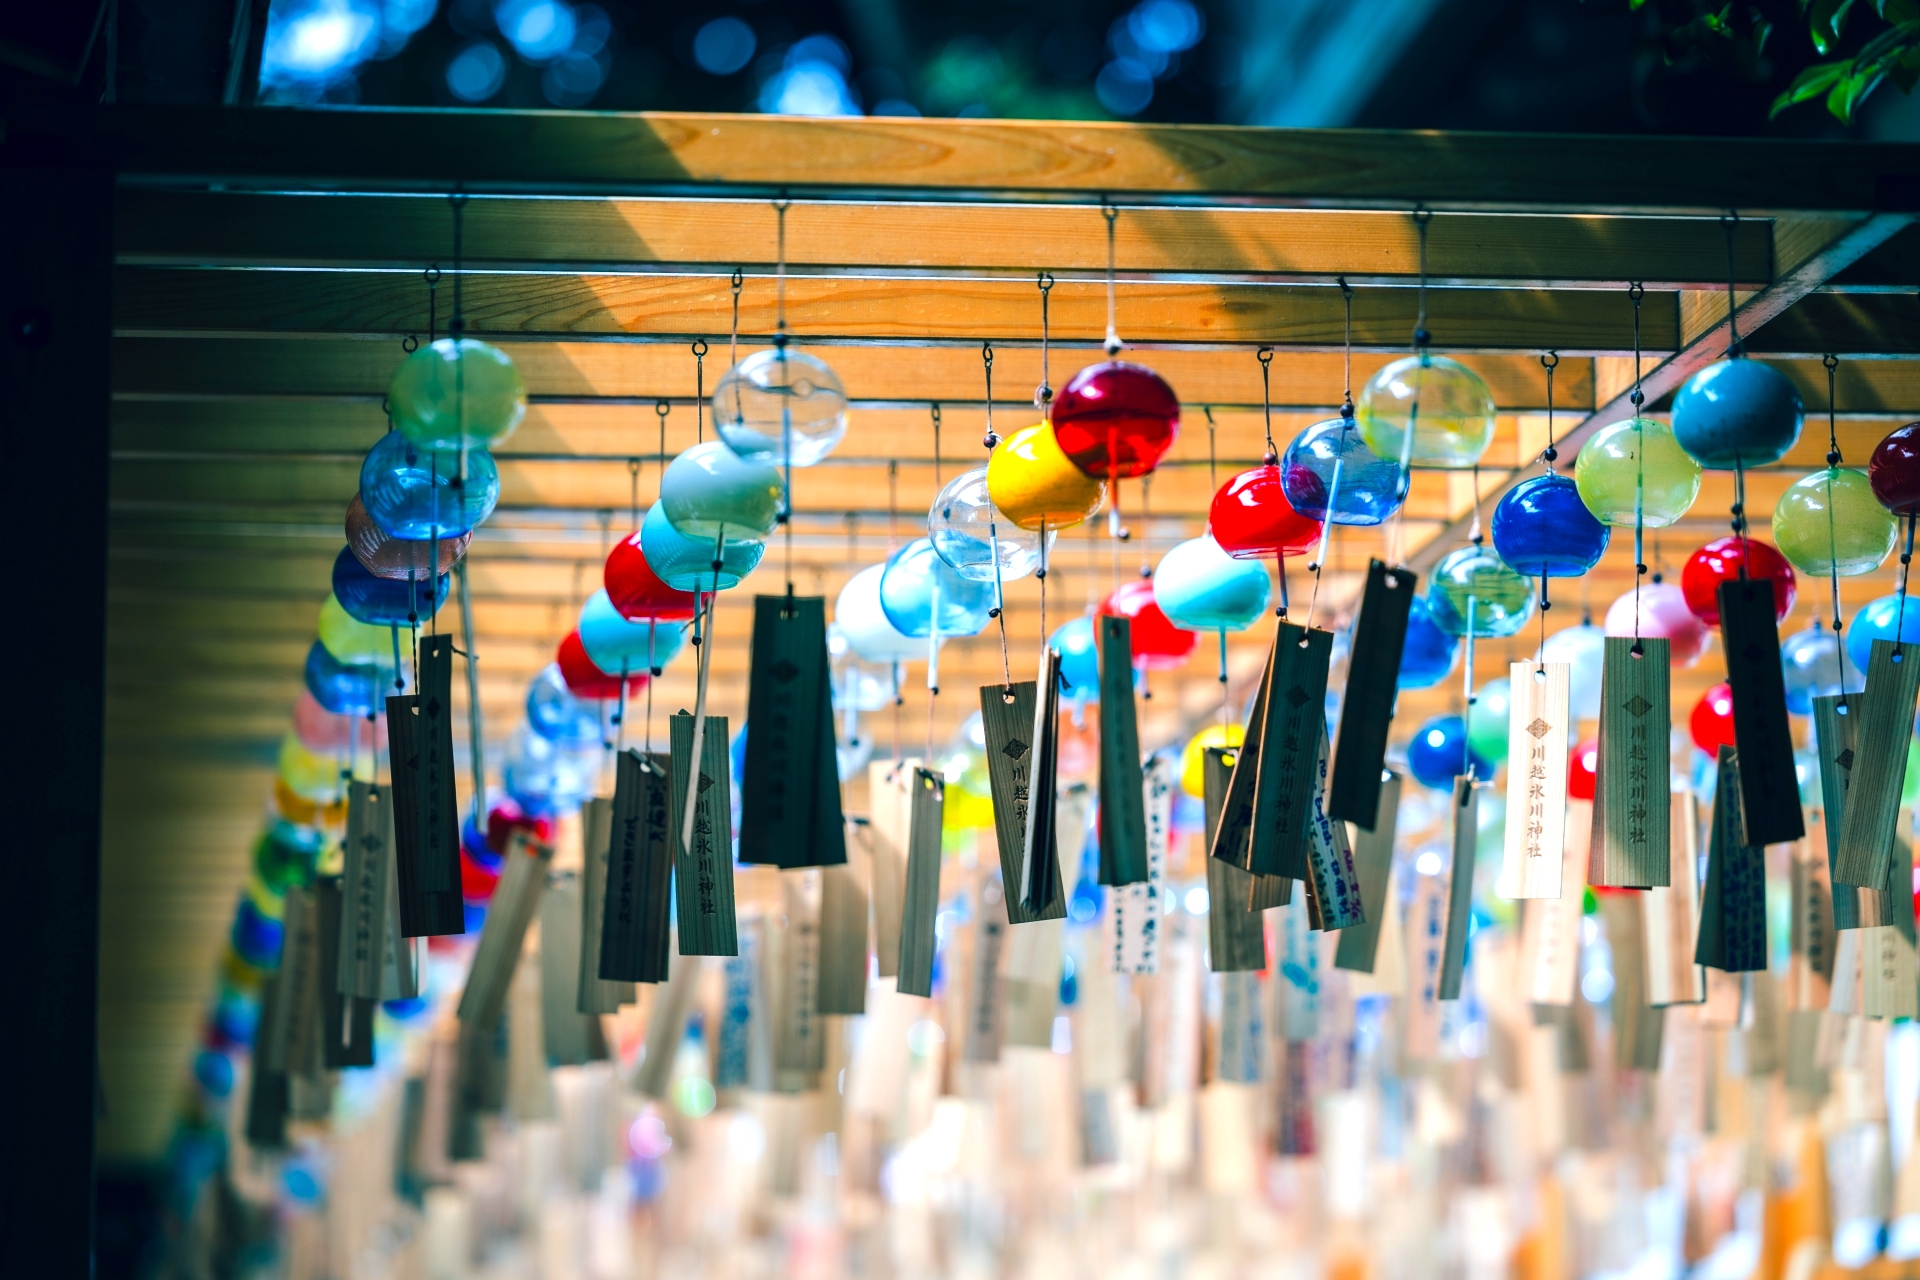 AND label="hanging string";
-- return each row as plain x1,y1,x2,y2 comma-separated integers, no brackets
1138,475,1152,578
1101,199,1122,356
925,402,944,707
1204,406,1218,491
886,458,903,758
1629,283,1647,656
692,338,708,444
1258,346,1277,464
1823,354,1852,706
1305,282,1356,630
982,342,1015,696
1413,207,1432,351
1035,272,1056,418
1536,351,1557,658
728,269,743,376
1539,352,1560,473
